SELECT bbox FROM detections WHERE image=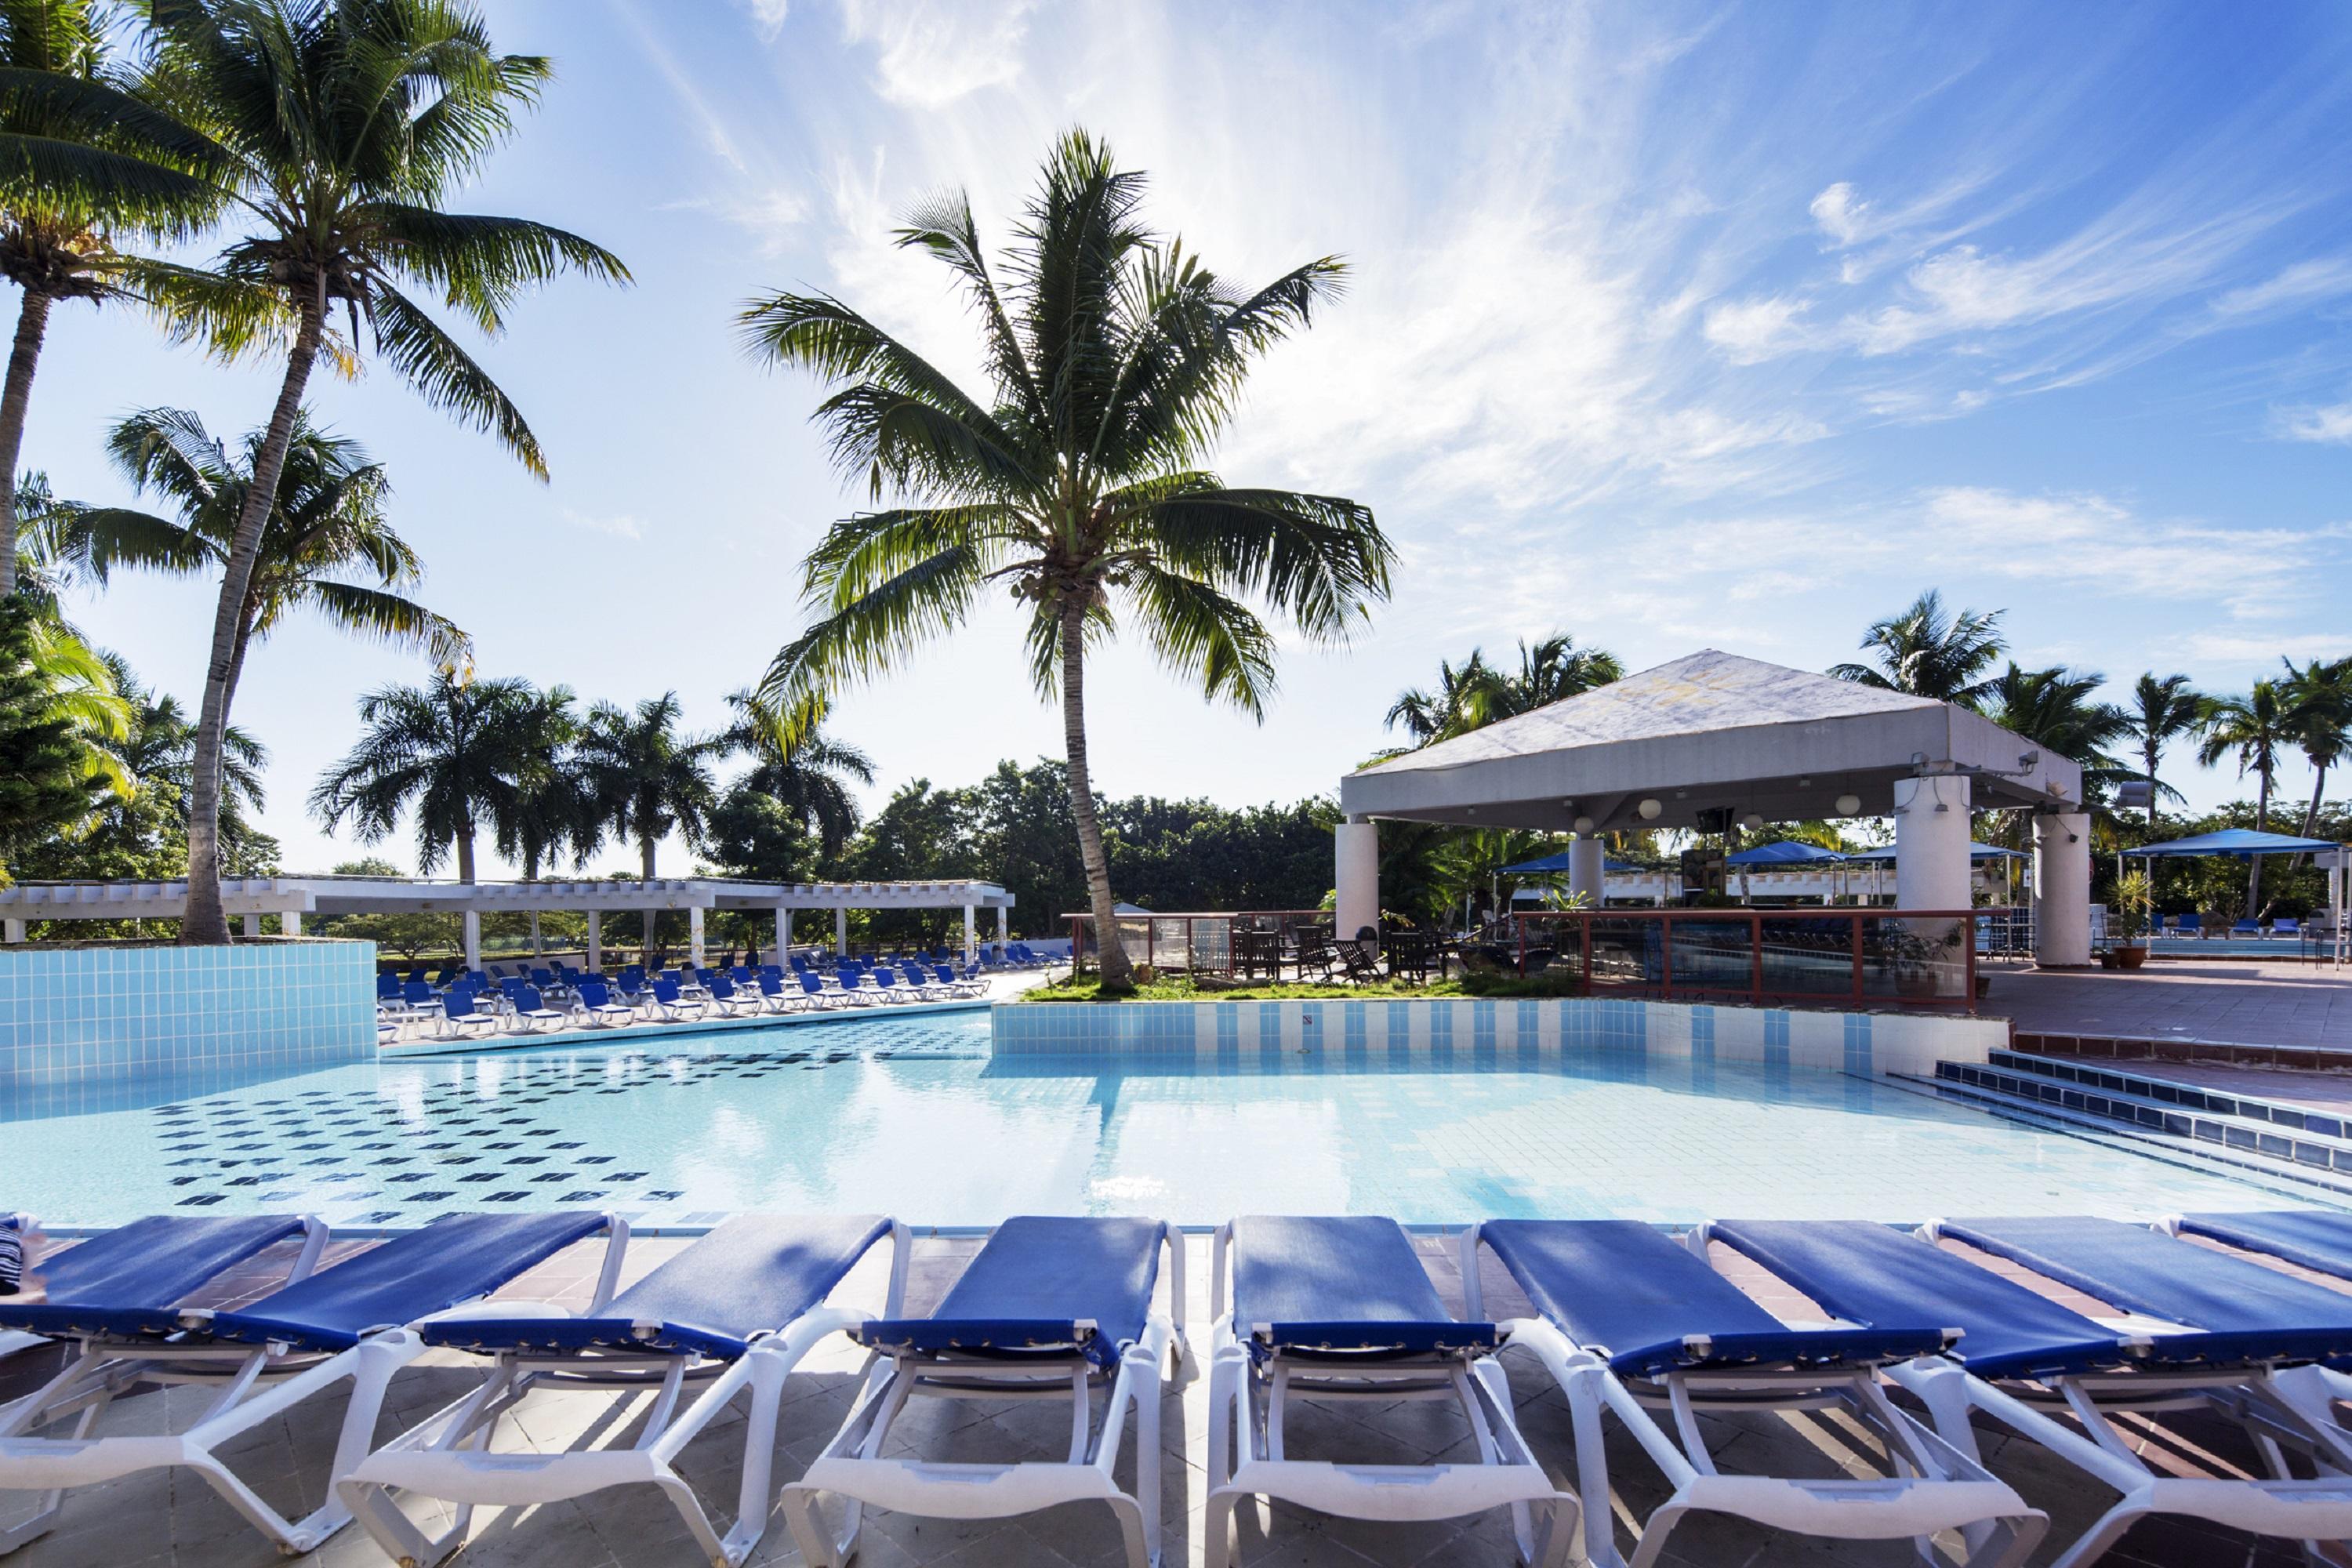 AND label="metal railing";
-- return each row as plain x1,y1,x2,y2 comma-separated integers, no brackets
1509,908,2005,1011
1066,910,1329,978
